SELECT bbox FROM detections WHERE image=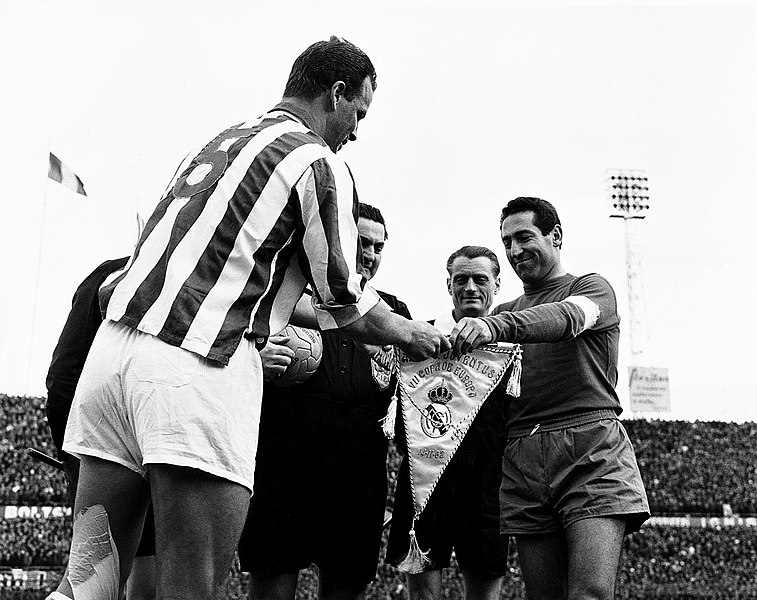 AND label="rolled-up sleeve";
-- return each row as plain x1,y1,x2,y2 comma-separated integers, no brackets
296,156,380,330
484,274,618,342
